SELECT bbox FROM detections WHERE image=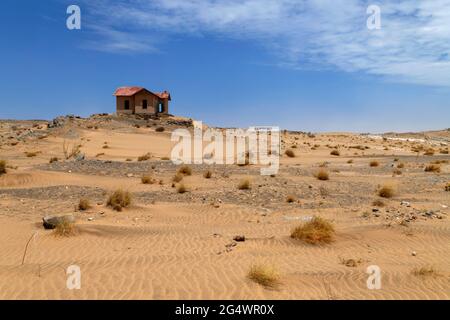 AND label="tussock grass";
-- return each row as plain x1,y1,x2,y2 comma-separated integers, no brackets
78,198,91,211
107,189,132,211
54,221,77,237
238,179,251,190
291,216,335,244
445,183,450,192
172,173,184,183
423,149,435,156
25,151,39,158
49,157,59,163
397,163,405,169
285,149,296,158
0,160,6,175
155,126,165,132
176,184,188,193
247,264,280,288
378,184,395,198
392,169,402,176
63,141,81,160
424,164,441,173
177,165,192,176
347,159,354,164
314,169,329,181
